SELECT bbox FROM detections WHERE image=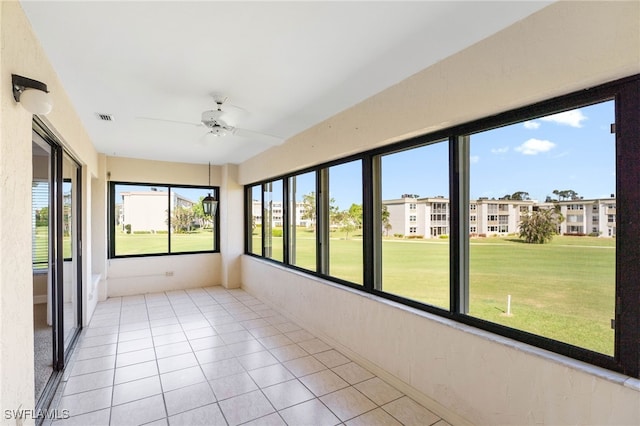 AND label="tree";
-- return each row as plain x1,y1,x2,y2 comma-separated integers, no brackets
301,191,337,230
301,192,316,228
511,191,530,201
191,196,210,229
382,205,391,236
519,207,563,244
171,205,195,233
332,203,362,239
